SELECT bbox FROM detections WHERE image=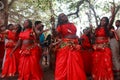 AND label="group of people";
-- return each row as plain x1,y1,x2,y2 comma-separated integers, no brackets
0,5,120,80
